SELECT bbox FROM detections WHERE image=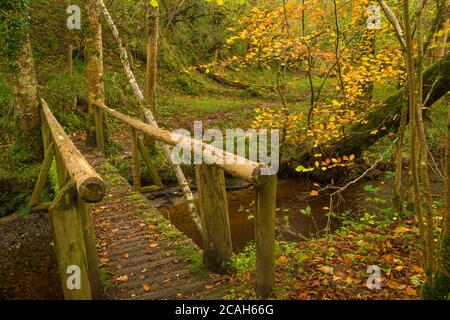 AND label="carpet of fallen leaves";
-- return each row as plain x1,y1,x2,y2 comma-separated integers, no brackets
227,218,425,300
